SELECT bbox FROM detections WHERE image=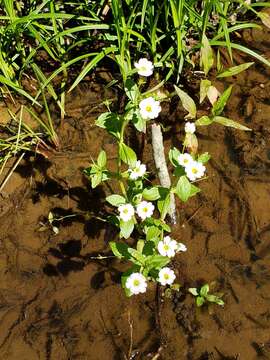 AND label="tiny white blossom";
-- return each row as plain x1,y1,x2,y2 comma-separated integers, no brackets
158,267,176,286
139,97,161,120
185,122,196,134
129,160,146,180
126,273,147,295
134,58,154,77
185,160,206,181
158,236,178,258
178,153,193,168
118,203,135,222
136,201,155,220
177,243,187,252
